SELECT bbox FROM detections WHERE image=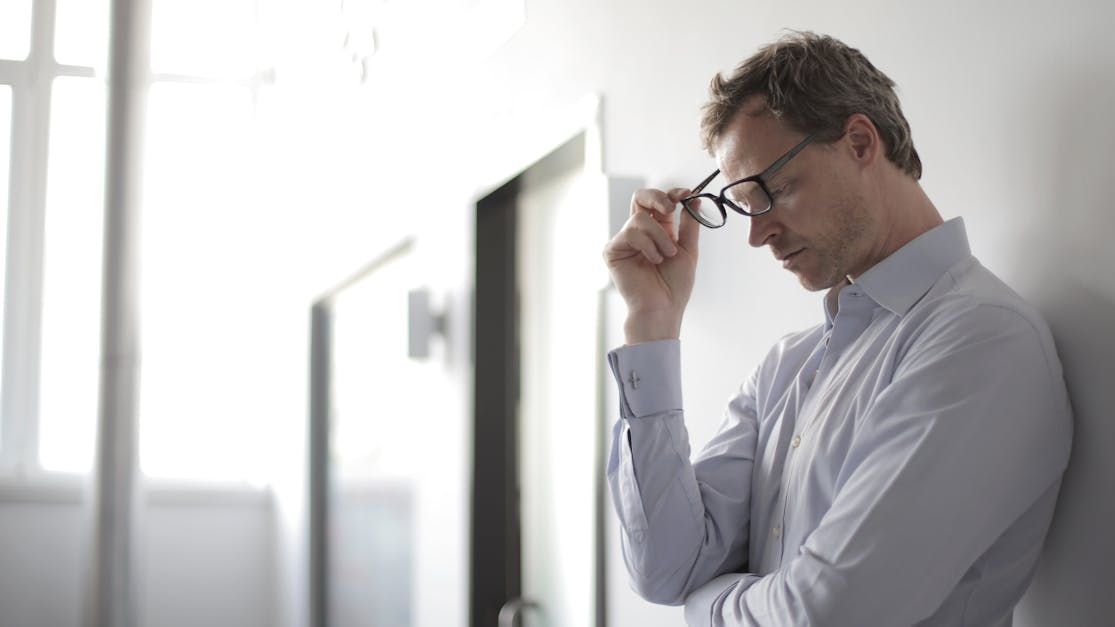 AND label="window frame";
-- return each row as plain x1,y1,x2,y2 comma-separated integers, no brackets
0,0,86,479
